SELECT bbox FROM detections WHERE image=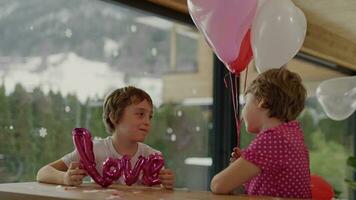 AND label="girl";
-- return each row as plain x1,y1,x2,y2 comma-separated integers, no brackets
37,86,175,189
211,68,311,198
